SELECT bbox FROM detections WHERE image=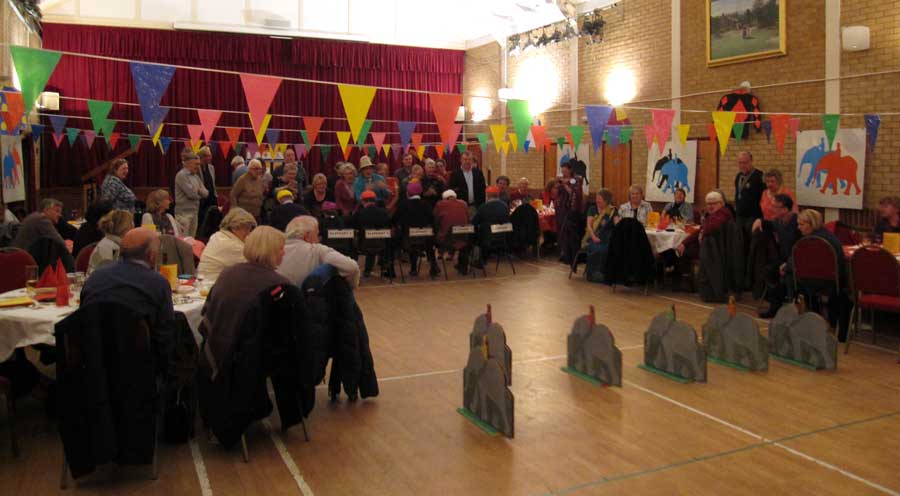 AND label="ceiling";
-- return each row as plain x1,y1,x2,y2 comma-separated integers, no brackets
39,0,618,50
